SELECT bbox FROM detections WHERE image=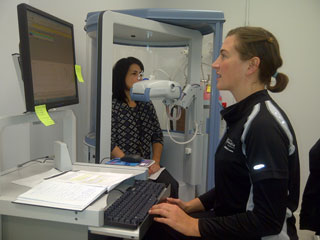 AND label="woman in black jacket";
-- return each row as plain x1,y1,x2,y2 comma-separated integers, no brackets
145,26,300,240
